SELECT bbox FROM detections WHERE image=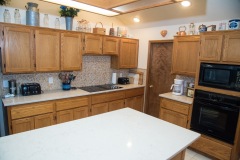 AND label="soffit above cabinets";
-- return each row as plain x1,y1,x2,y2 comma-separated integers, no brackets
74,0,183,15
